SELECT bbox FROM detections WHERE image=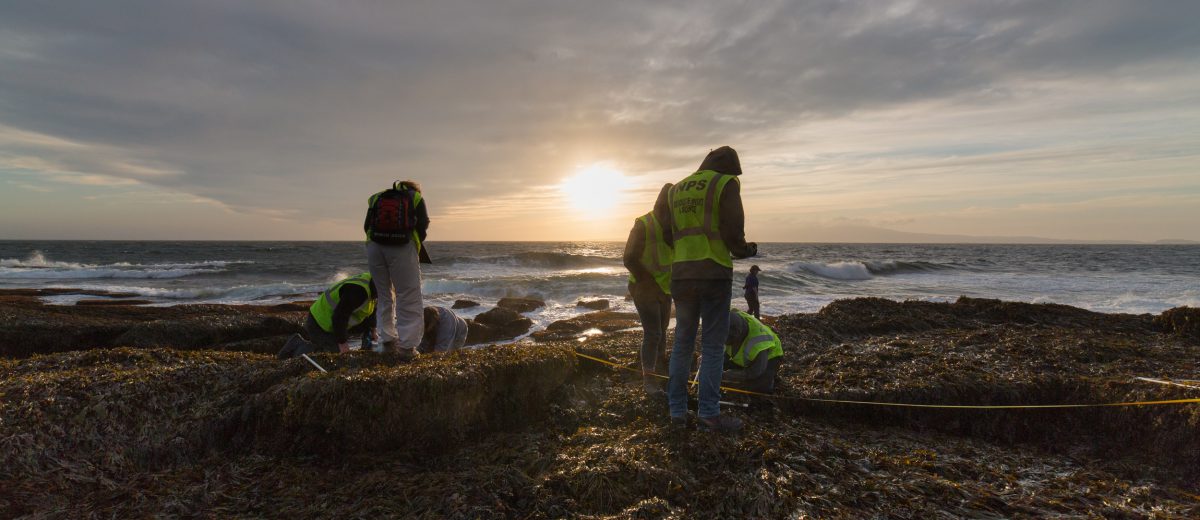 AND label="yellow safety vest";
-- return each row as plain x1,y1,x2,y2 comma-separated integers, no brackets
627,212,673,295
725,310,783,367
669,170,737,269
310,273,375,333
